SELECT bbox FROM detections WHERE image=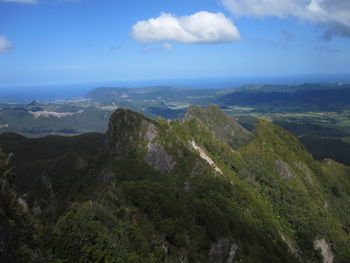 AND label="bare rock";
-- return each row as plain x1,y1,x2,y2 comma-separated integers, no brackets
142,120,158,142
144,142,175,173
107,109,176,173
106,109,149,152
17,197,28,213
191,140,222,174
209,237,237,263
226,244,238,263
276,160,294,179
314,238,334,263
281,235,301,260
